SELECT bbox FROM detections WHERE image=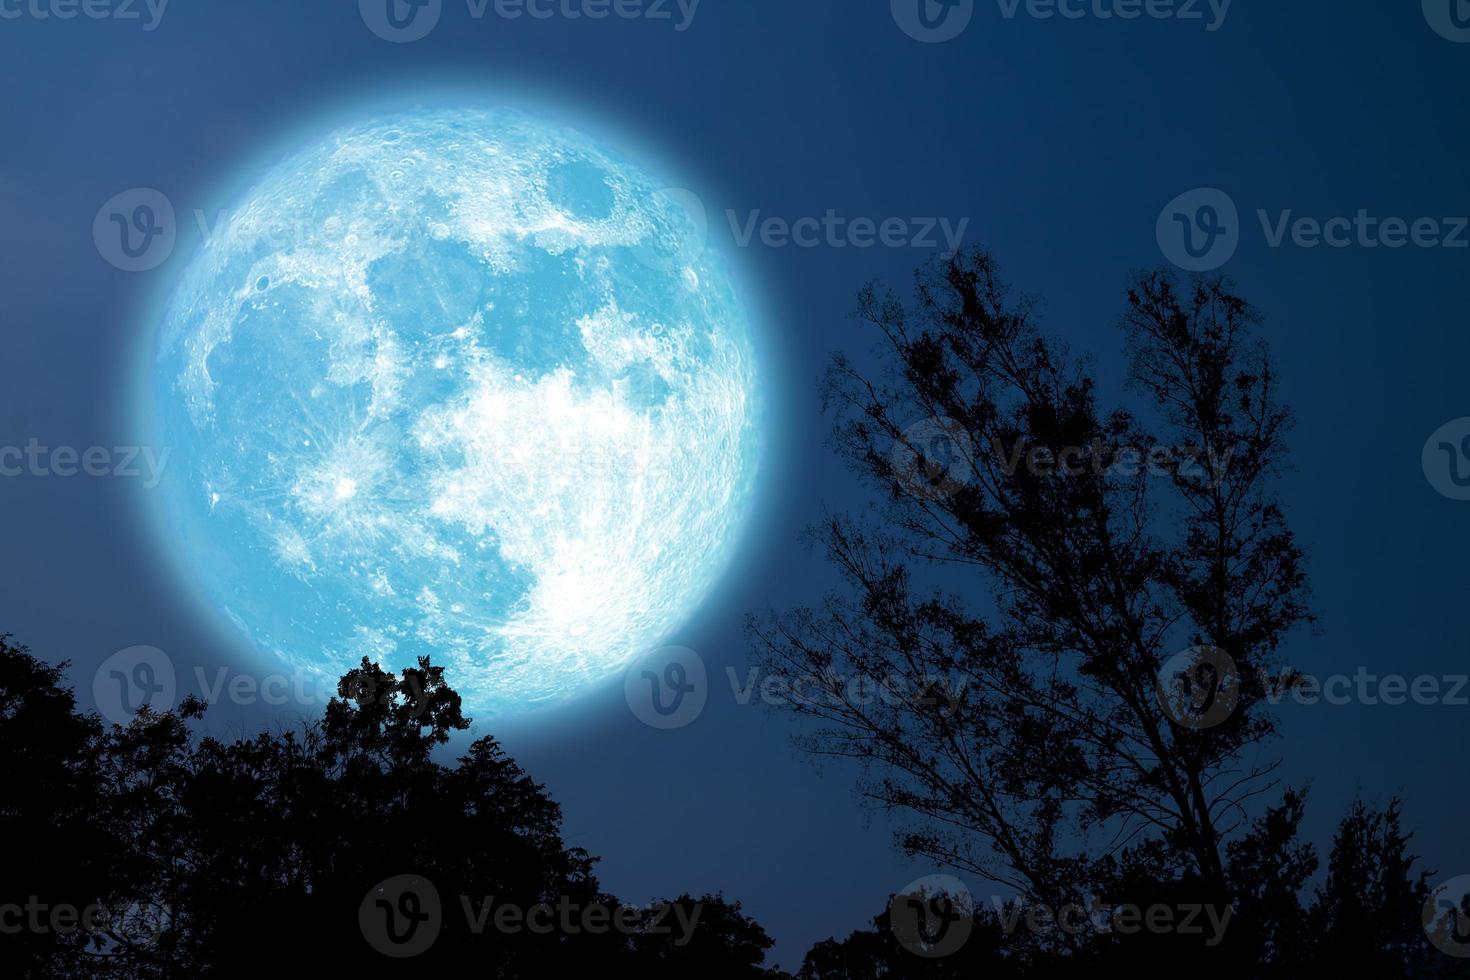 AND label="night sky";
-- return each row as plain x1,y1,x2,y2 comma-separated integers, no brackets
2,1,1468,969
